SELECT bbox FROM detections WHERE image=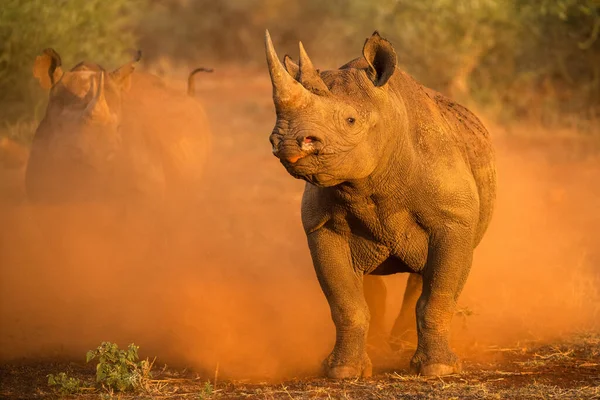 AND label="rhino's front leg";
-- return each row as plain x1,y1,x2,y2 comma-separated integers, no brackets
307,228,372,379
411,226,474,376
